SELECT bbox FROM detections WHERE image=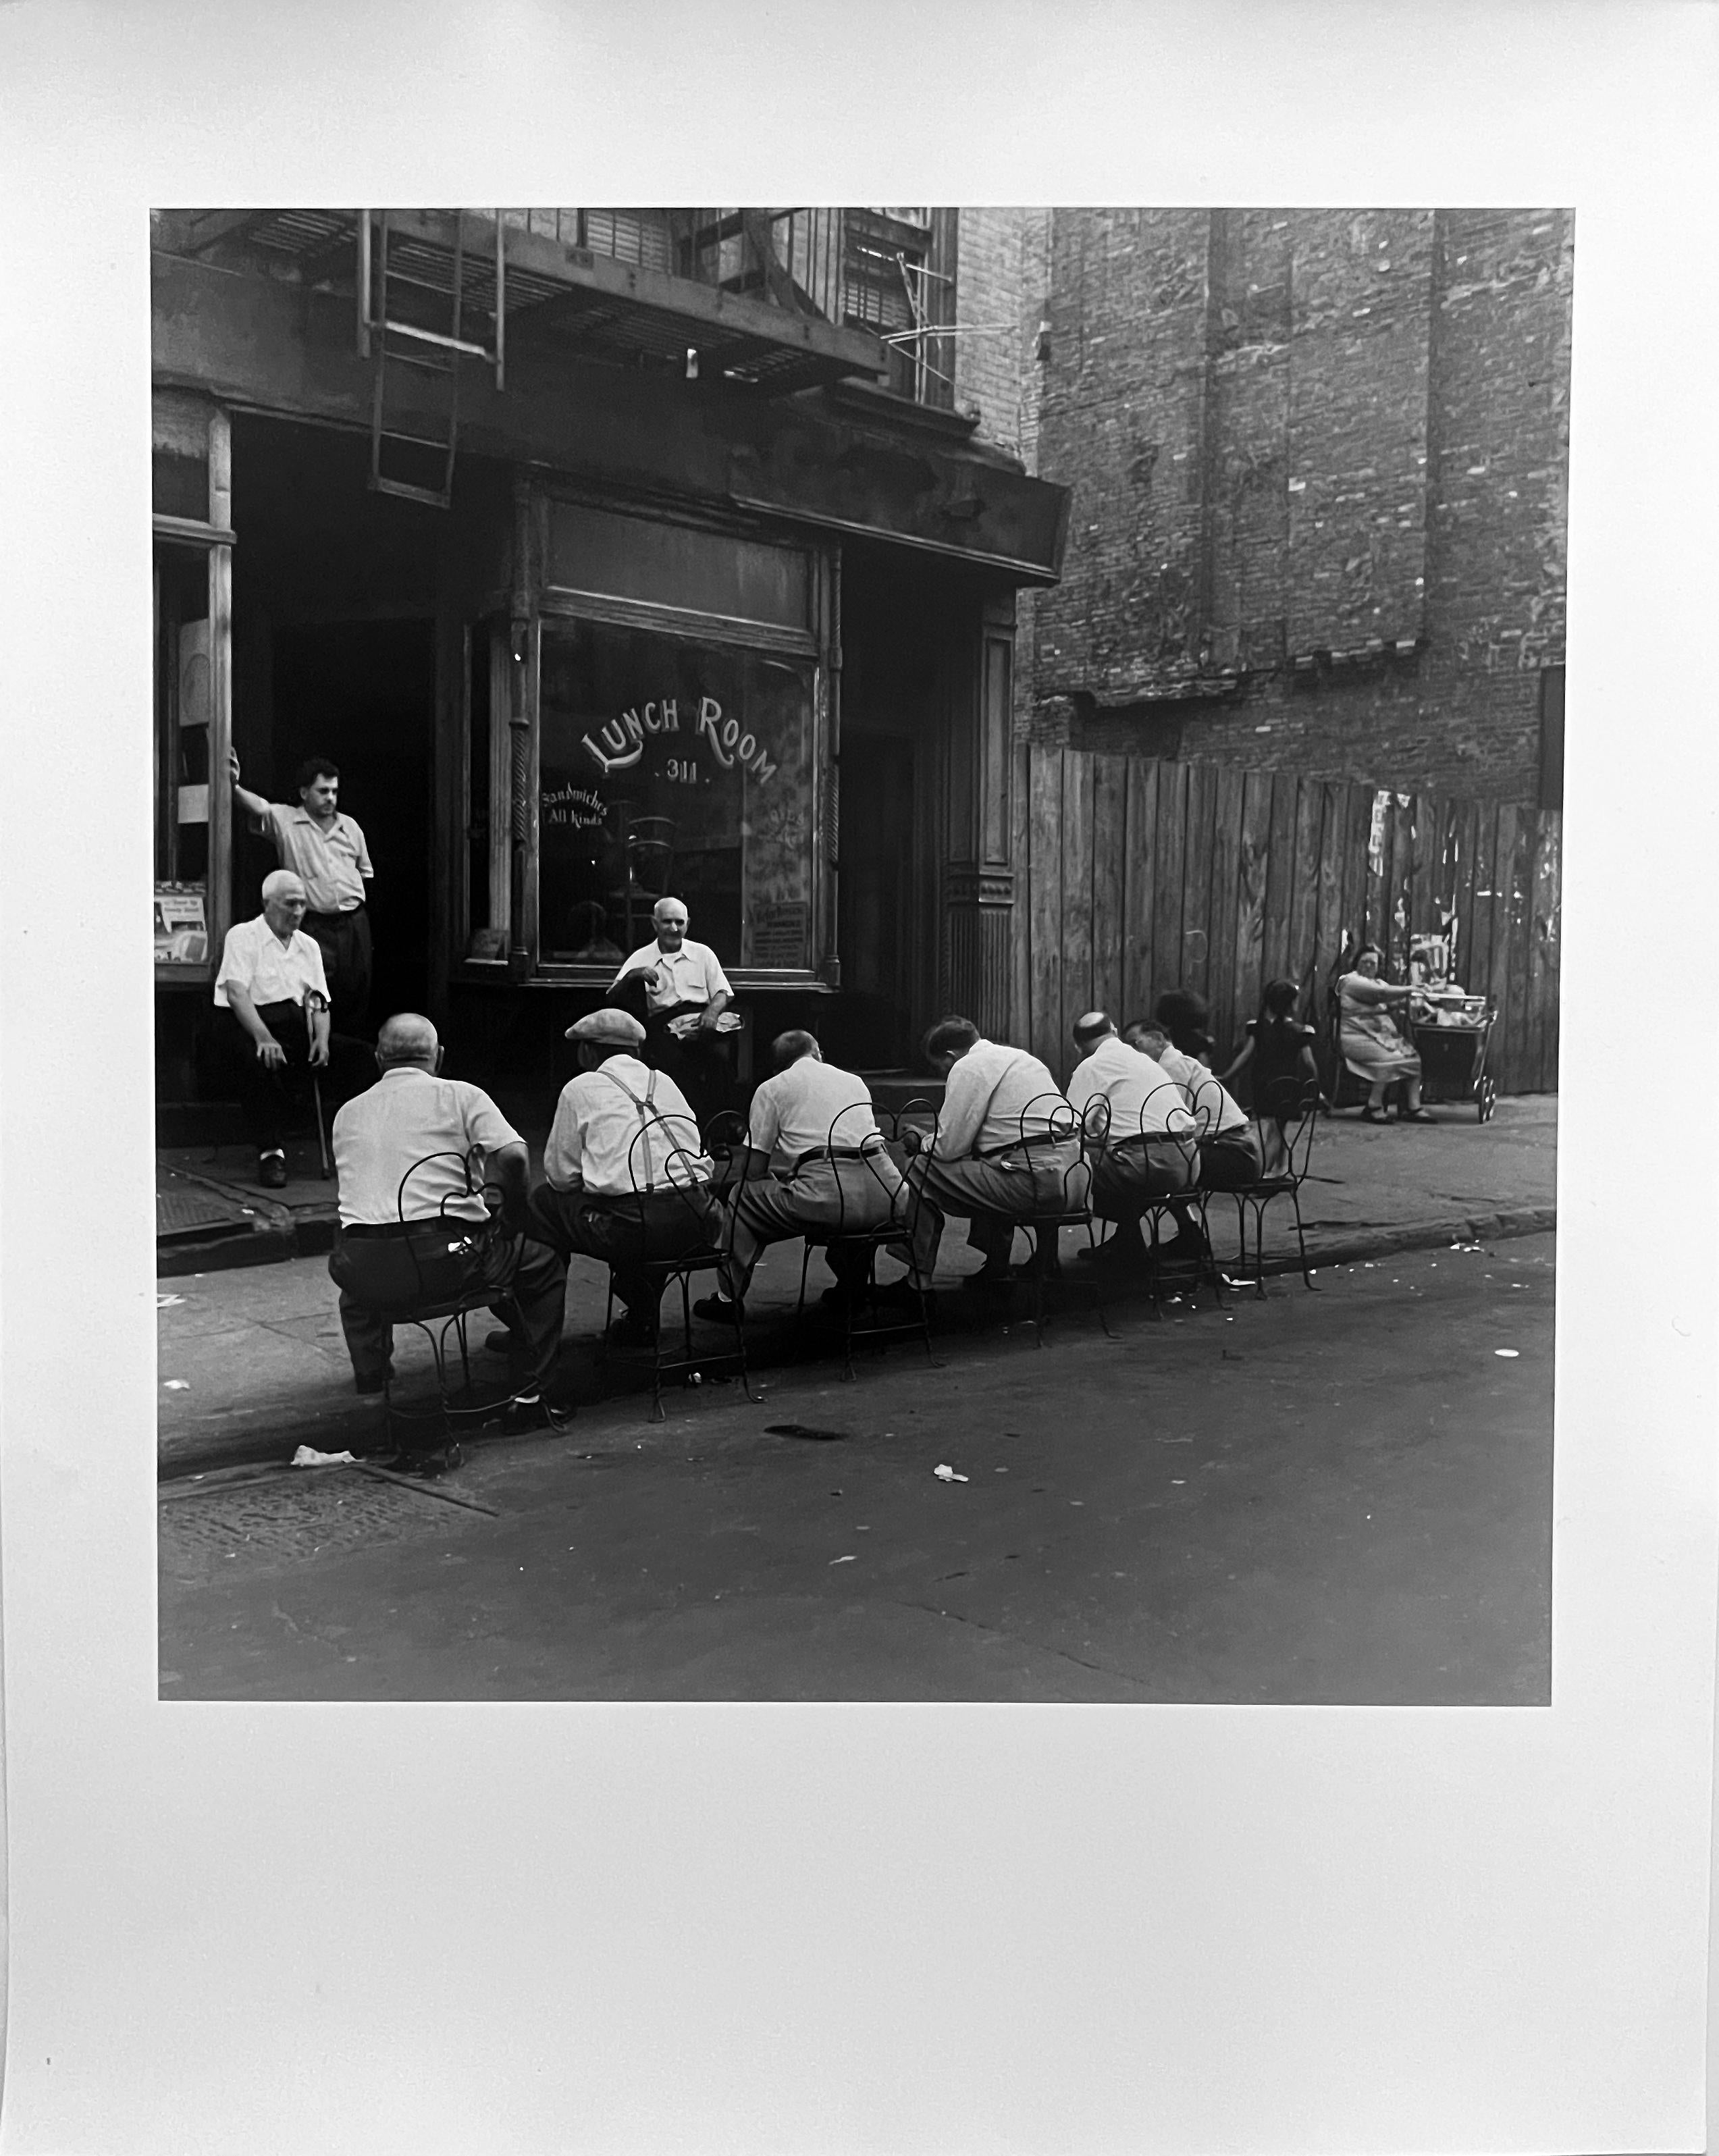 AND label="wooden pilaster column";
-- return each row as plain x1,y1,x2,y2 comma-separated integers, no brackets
940,588,1017,1036
507,477,539,977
